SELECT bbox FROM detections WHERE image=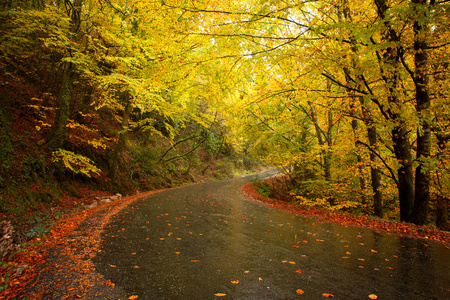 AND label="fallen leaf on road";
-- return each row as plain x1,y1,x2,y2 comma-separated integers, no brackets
105,280,115,286
191,260,199,262
231,280,239,284
296,269,302,273
322,293,334,297
129,296,138,300
296,289,304,294
214,293,226,296
368,294,377,299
